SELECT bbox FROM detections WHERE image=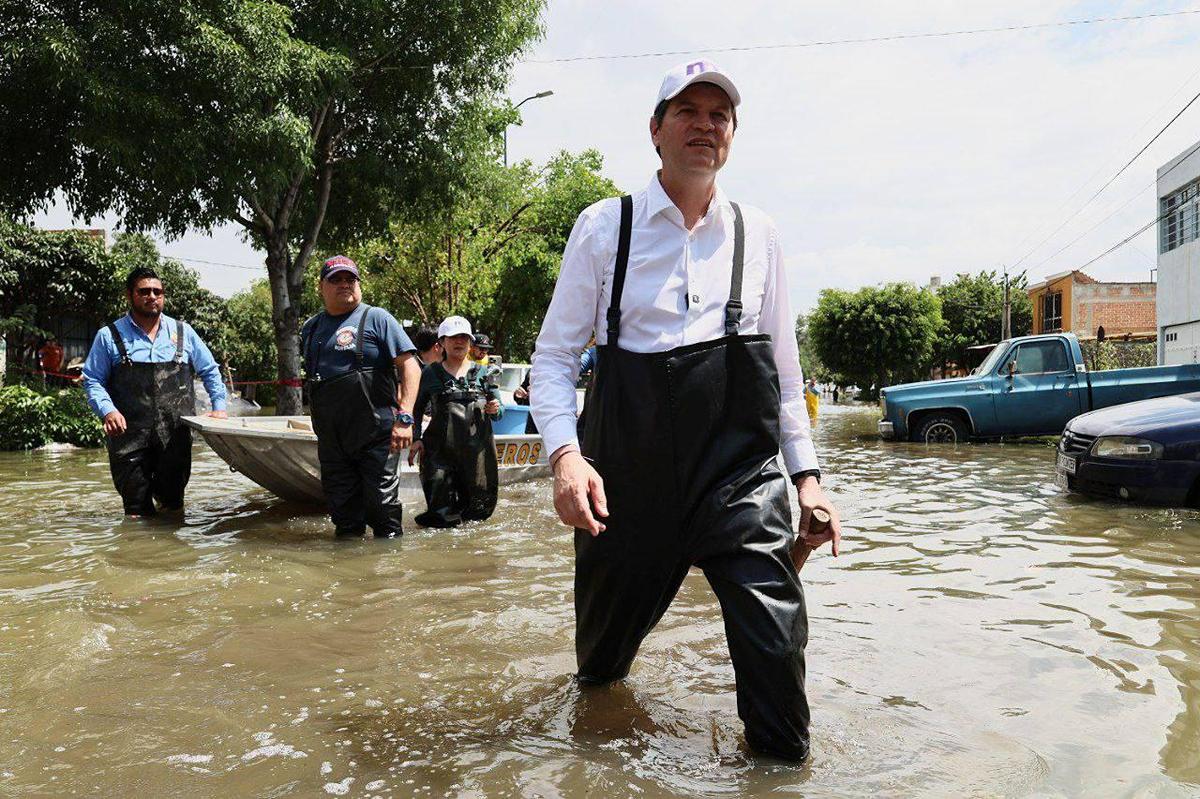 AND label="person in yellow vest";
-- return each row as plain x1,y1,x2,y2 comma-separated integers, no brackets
804,378,819,425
